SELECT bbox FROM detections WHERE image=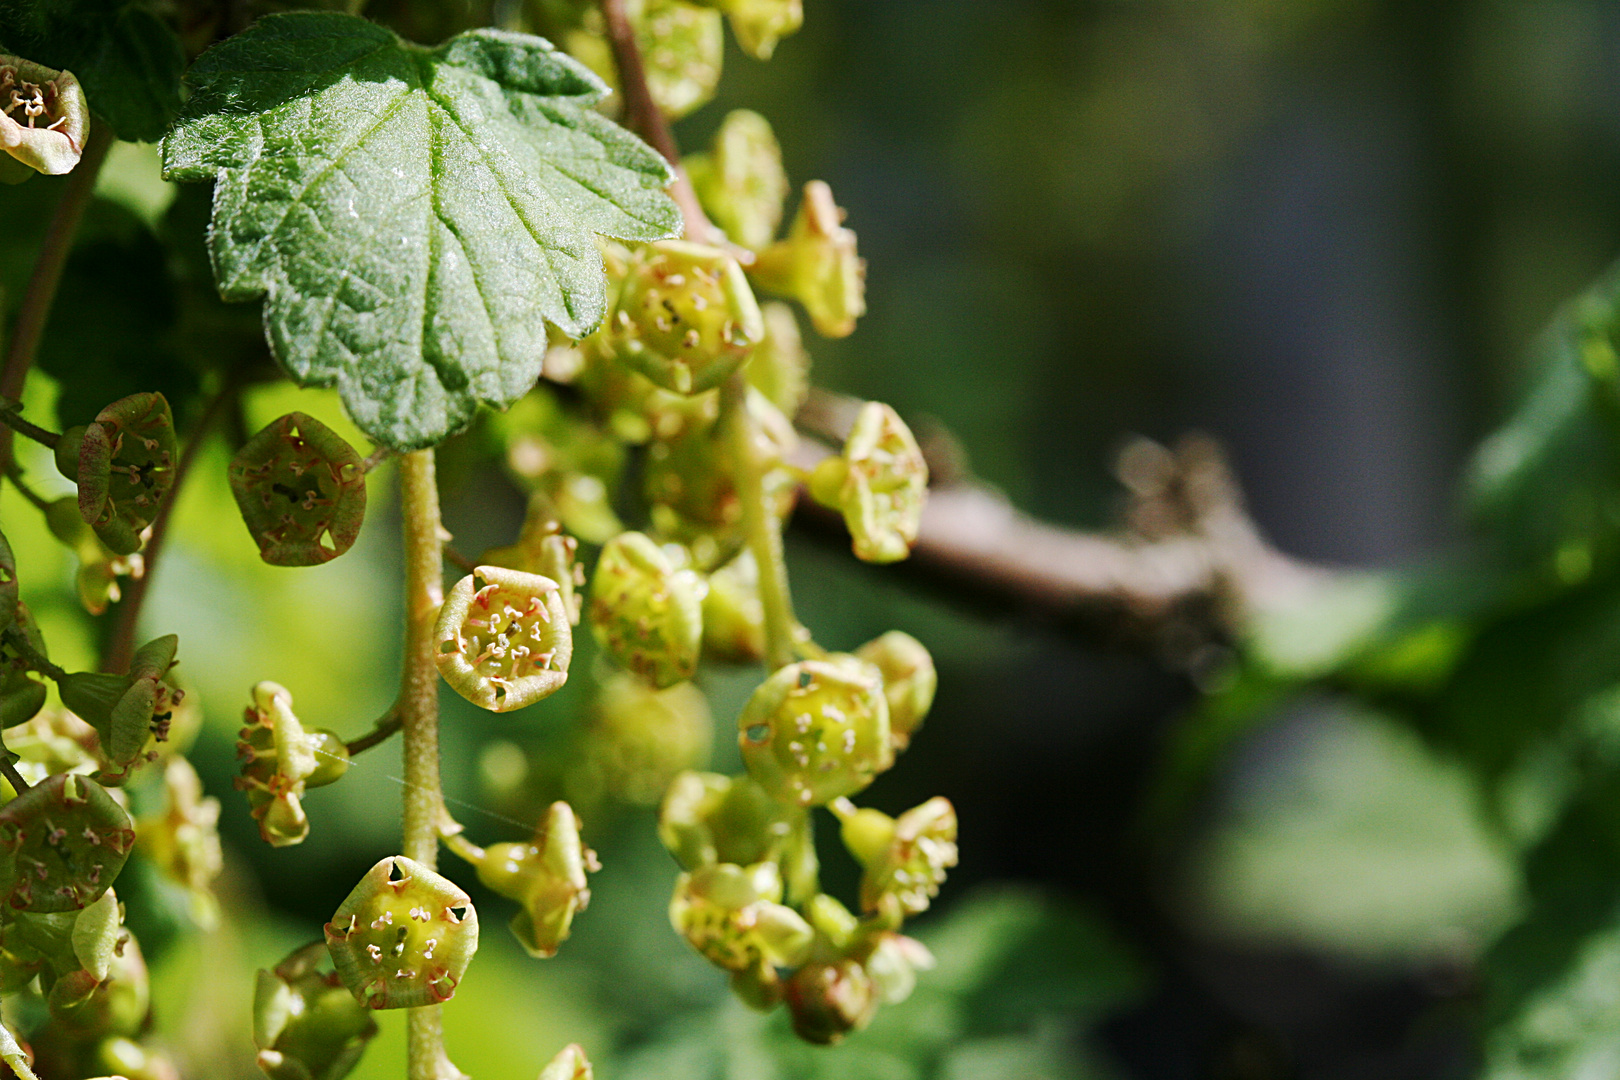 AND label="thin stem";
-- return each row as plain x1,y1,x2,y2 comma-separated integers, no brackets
0,131,112,468
398,448,453,1080
443,545,477,574
0,410,60,450
2,462,52,513
440,830,486,867
0,756,28,796
102,380,238,673
722,372,798,668
2,627,68,682
344,704,402,757
598,0,717,243
361,445,394,474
